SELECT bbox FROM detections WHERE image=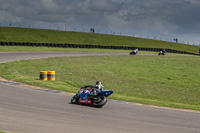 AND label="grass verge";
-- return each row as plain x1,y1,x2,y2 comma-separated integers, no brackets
0,55,199,110
0,131,11,133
